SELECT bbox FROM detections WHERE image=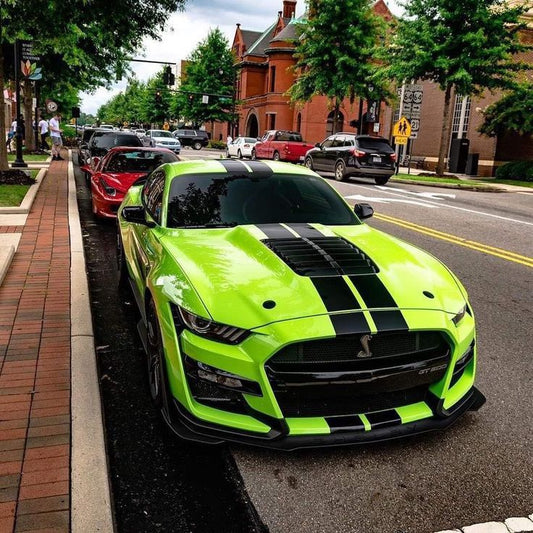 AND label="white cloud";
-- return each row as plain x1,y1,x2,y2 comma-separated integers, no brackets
80,0,400,115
